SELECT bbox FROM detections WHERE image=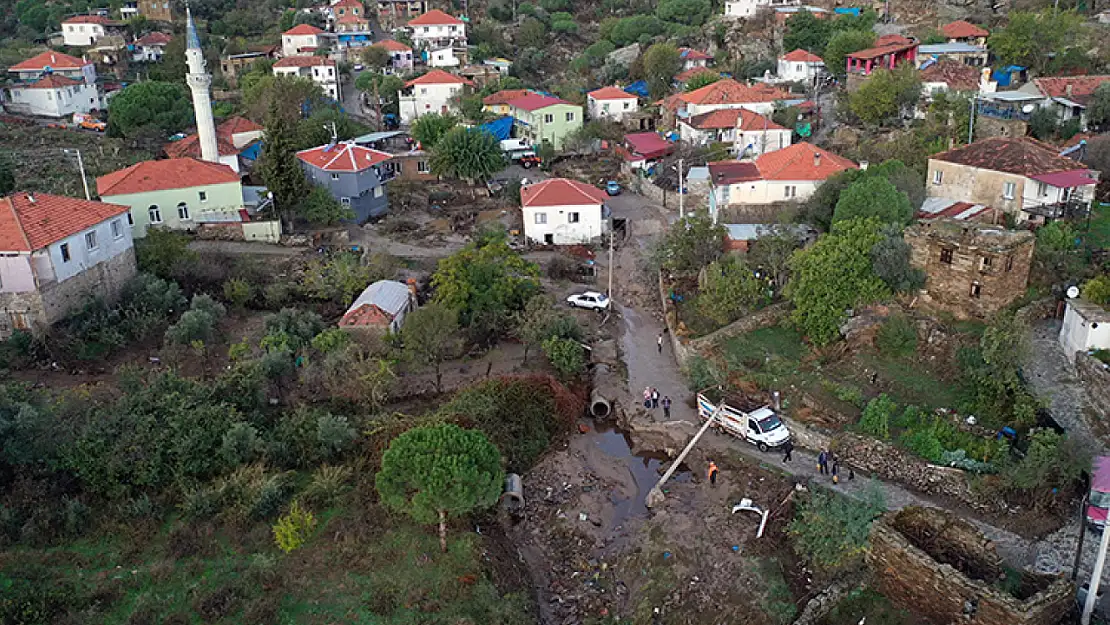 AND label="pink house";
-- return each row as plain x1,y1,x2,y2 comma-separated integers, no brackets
845,35,917,76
